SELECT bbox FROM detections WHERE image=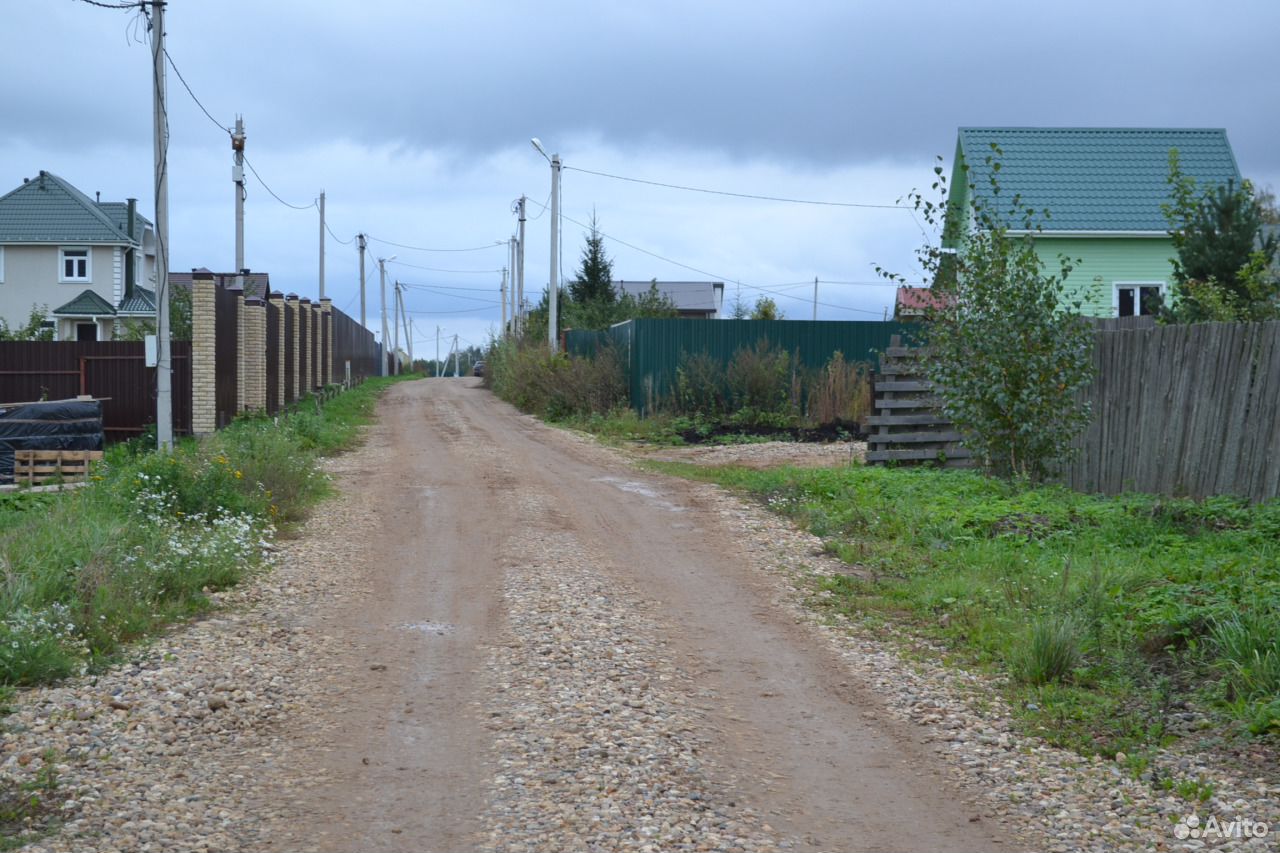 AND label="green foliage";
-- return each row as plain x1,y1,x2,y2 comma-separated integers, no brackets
0,377,396,688
568,213,615,305
487,339,627,420
670,461,1280,754
1012,614,1081,685
886,149,1094,480
0,306,53,342
1162,150,1280,322
749,296,783,320
724,339,798,424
